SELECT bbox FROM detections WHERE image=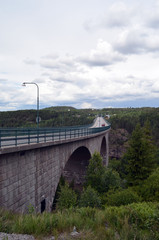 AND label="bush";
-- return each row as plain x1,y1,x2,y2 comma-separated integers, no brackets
85,152,105,193
56,183,77,210
79,186,101,208
85,152,121,194
136,168,159,201
101,168,121,193
105,188,141,206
